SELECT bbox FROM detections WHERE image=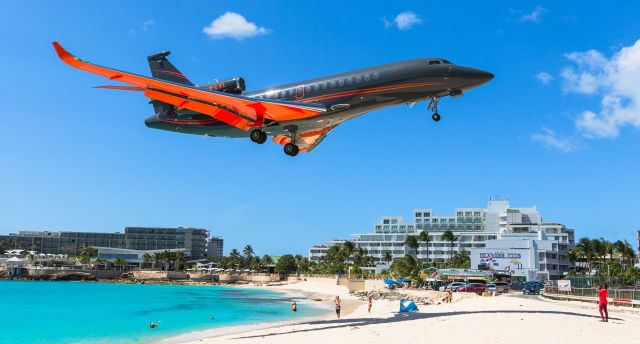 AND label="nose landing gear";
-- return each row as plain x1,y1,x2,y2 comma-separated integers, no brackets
428,97,441,122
